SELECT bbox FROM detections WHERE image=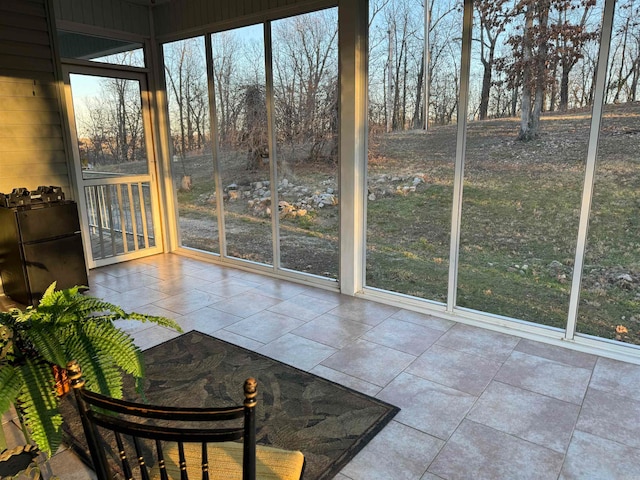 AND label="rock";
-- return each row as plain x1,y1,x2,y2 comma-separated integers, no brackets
227,183,238,190
368,193,376,201
281,178,289,187
617,274,633,282
412,177,422,186
254,181,263,190
320,193,338,205
327,188,334,194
